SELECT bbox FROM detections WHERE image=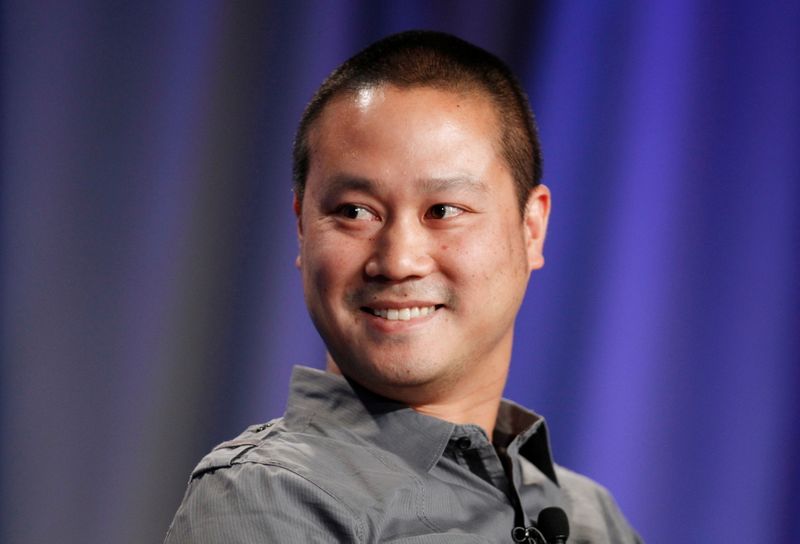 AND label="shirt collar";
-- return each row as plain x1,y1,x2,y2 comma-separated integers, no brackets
496,398,560,486
285,366,558,484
